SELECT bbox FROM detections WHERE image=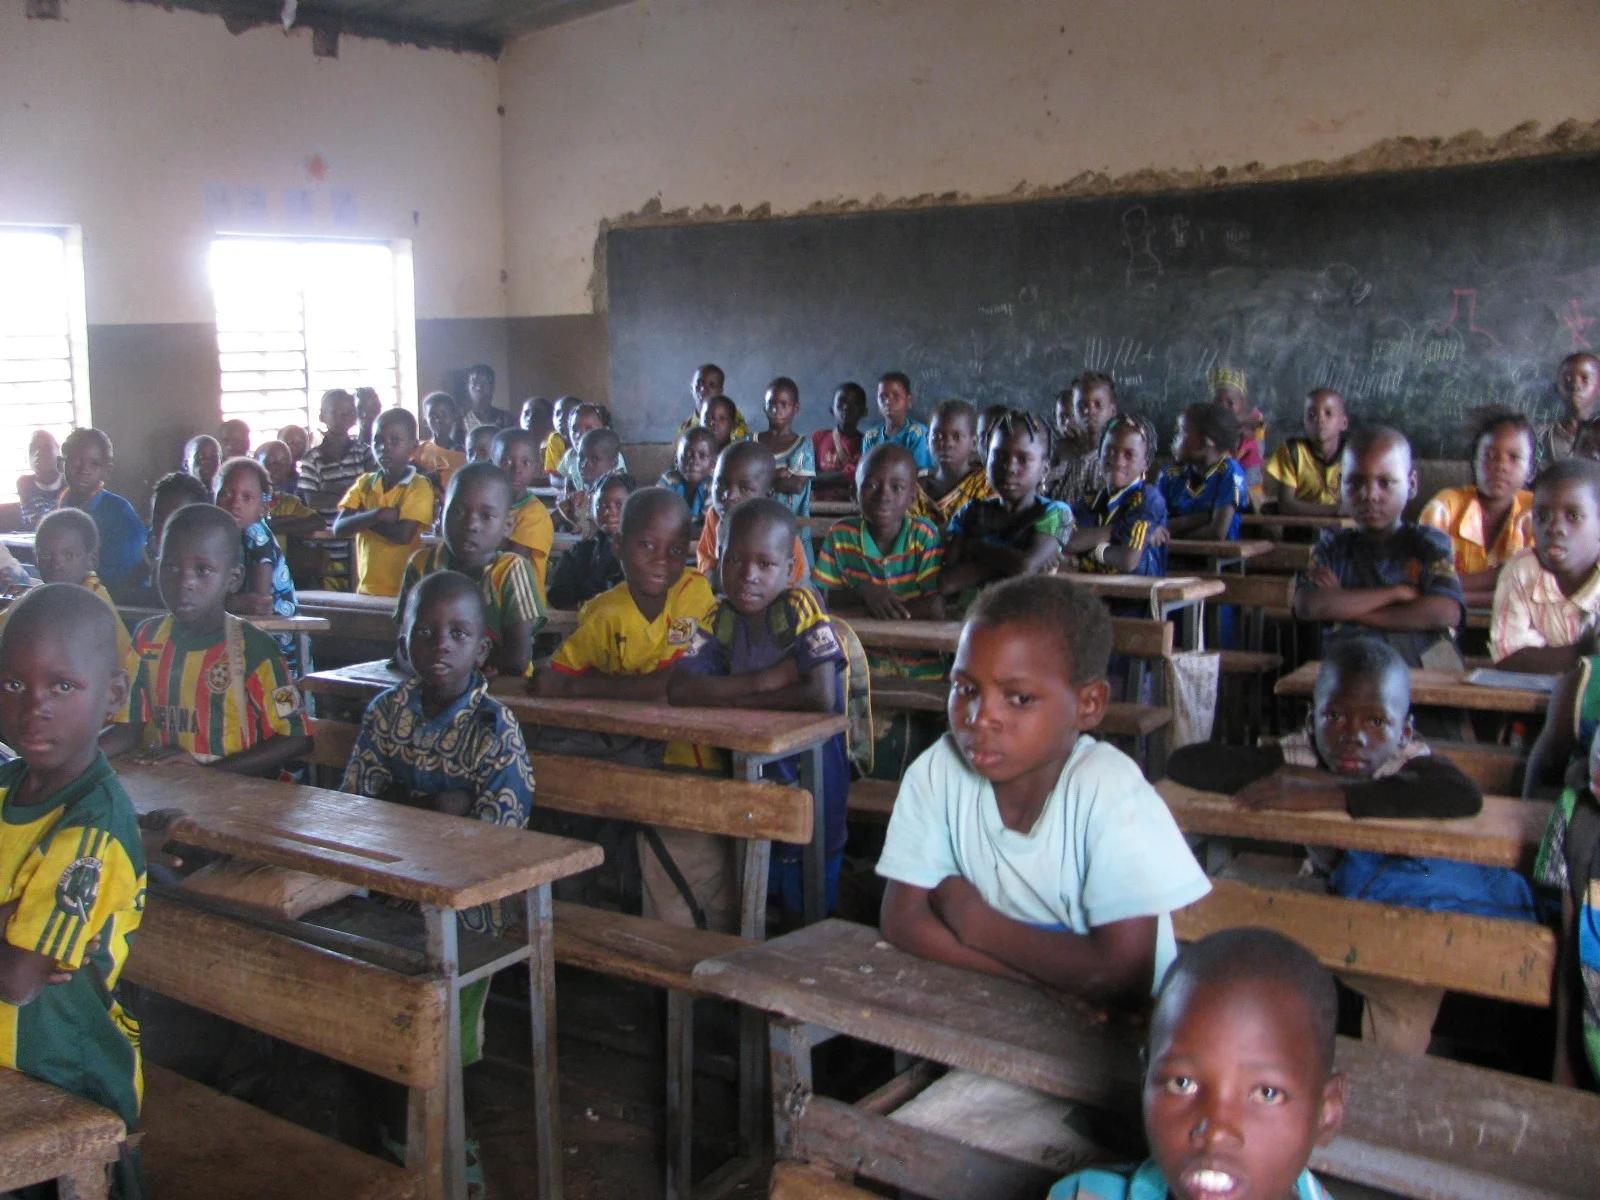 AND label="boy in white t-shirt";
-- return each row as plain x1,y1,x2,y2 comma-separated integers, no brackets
877,575,1210,1003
